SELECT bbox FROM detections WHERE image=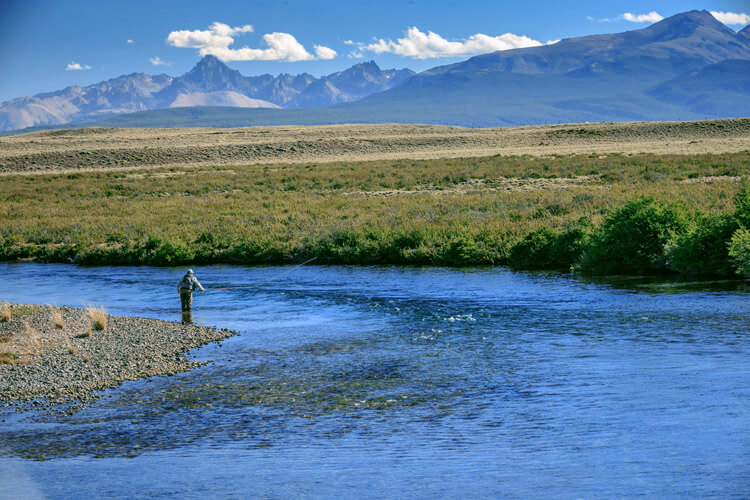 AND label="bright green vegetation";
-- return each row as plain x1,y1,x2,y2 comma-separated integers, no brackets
0,151,748,278
729,229,750,278
517,188,750,277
